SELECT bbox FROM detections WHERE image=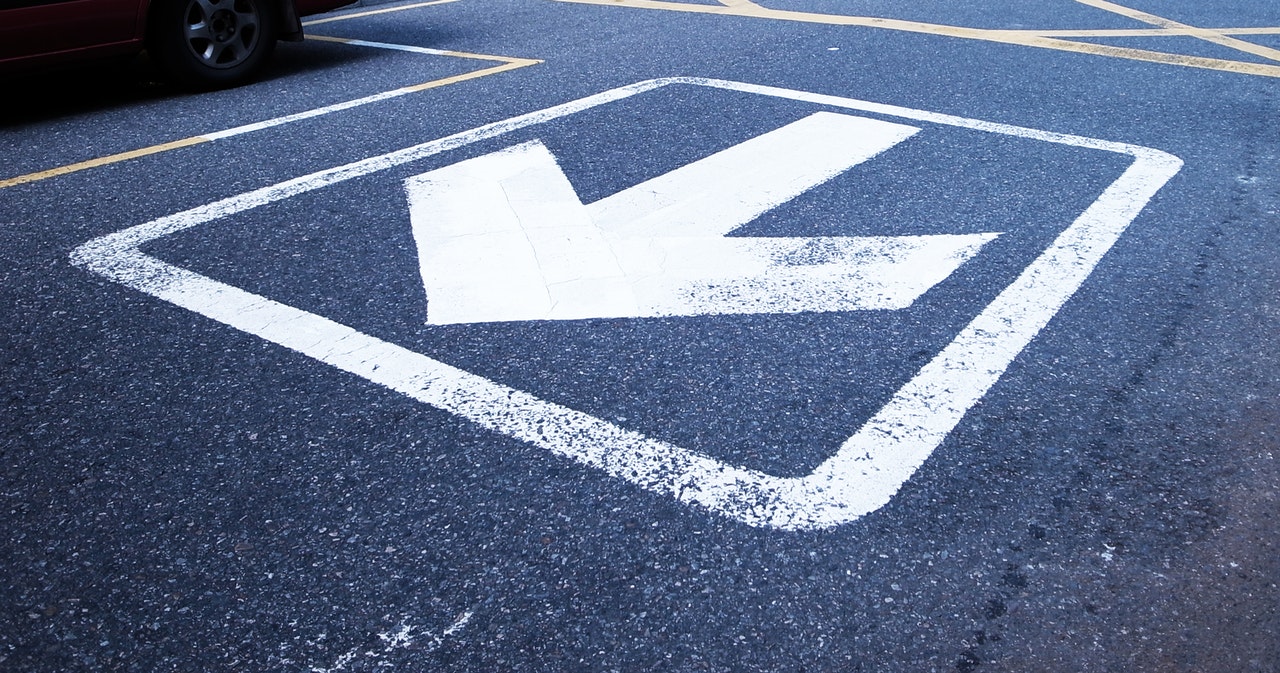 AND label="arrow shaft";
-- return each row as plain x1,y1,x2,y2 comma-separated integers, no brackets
609,234,999,317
